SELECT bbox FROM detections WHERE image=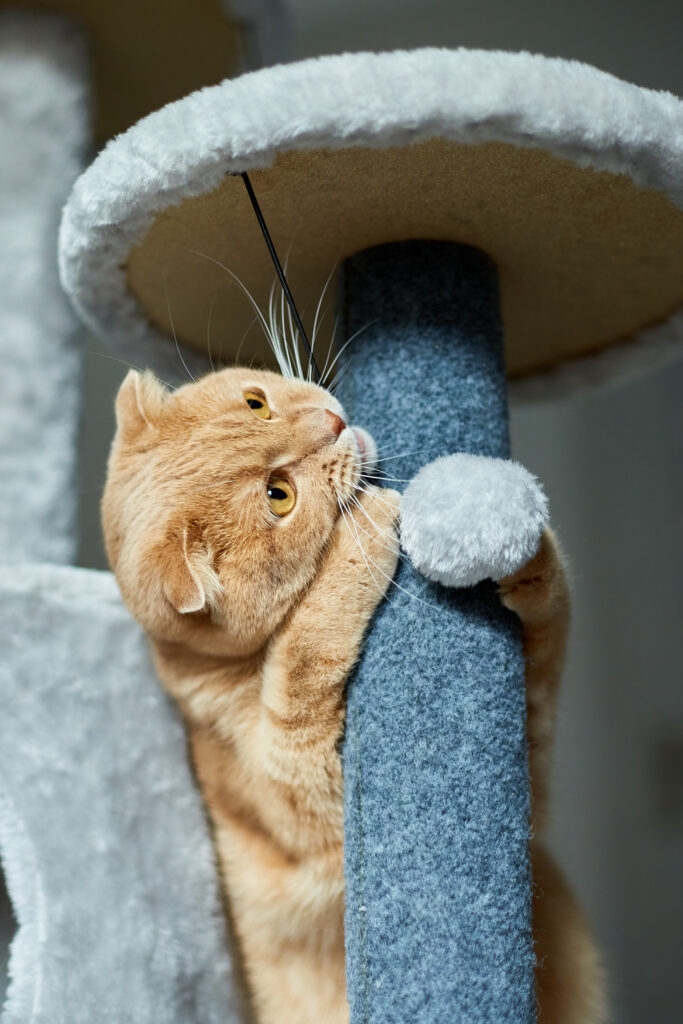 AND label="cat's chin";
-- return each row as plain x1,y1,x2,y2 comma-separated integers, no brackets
350,426,378,476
